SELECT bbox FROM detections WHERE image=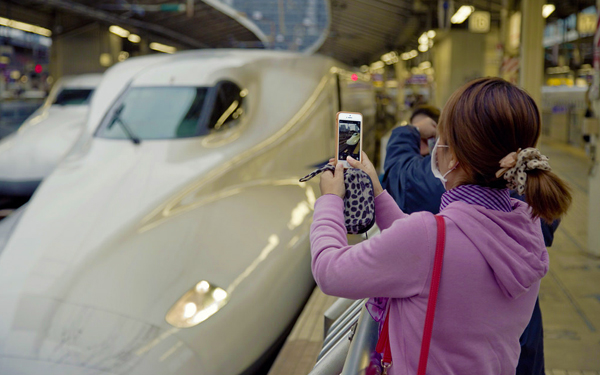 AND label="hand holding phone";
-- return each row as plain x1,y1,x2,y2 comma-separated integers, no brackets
336,111,363,168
